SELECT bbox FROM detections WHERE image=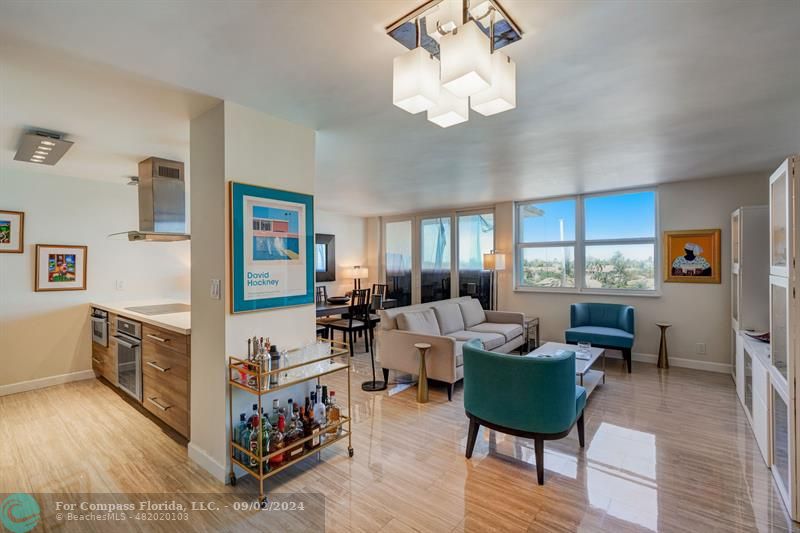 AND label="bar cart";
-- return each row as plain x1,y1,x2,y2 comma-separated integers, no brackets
227,339,353,505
